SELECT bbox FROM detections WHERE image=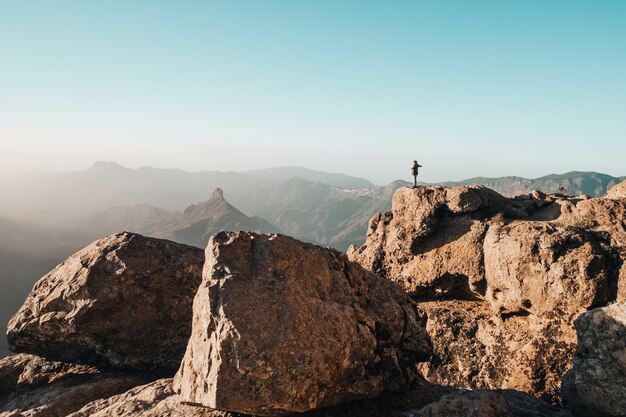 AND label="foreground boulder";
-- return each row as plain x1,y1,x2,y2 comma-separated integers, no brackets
0,353,152,417
66,378,232,417
348,185,625,404
407,390,573,417
0,353,98,398
67,377,448,417
562,302,626,417
7,232,204,371
3,371,571,417
174,232,432,416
